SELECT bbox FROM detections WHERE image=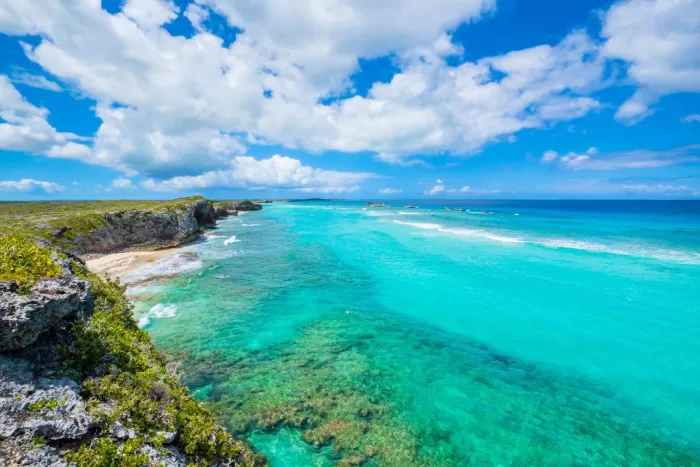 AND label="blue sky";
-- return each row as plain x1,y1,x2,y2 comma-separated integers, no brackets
1,0,699,200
